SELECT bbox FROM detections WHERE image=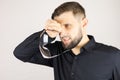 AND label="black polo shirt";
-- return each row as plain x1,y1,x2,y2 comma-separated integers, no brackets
14,31,120,80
